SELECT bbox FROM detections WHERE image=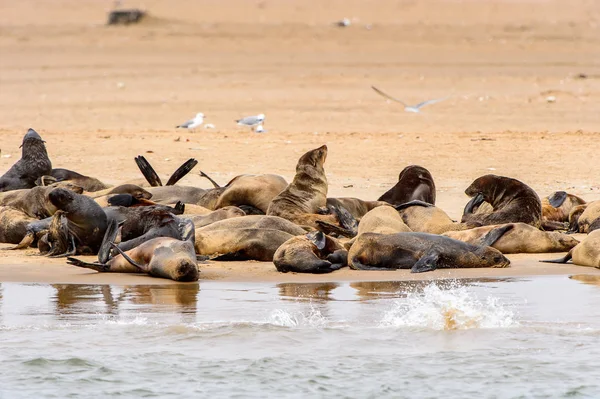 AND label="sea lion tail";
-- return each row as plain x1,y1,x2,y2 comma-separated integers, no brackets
393,200,434,211
134,155,163,187
166,158,198,186
7,232,36,250
66,257,110,272
109,242,146,271
540,252,573,264
480,224,515,247
198,171,221,188
98,219,119,263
